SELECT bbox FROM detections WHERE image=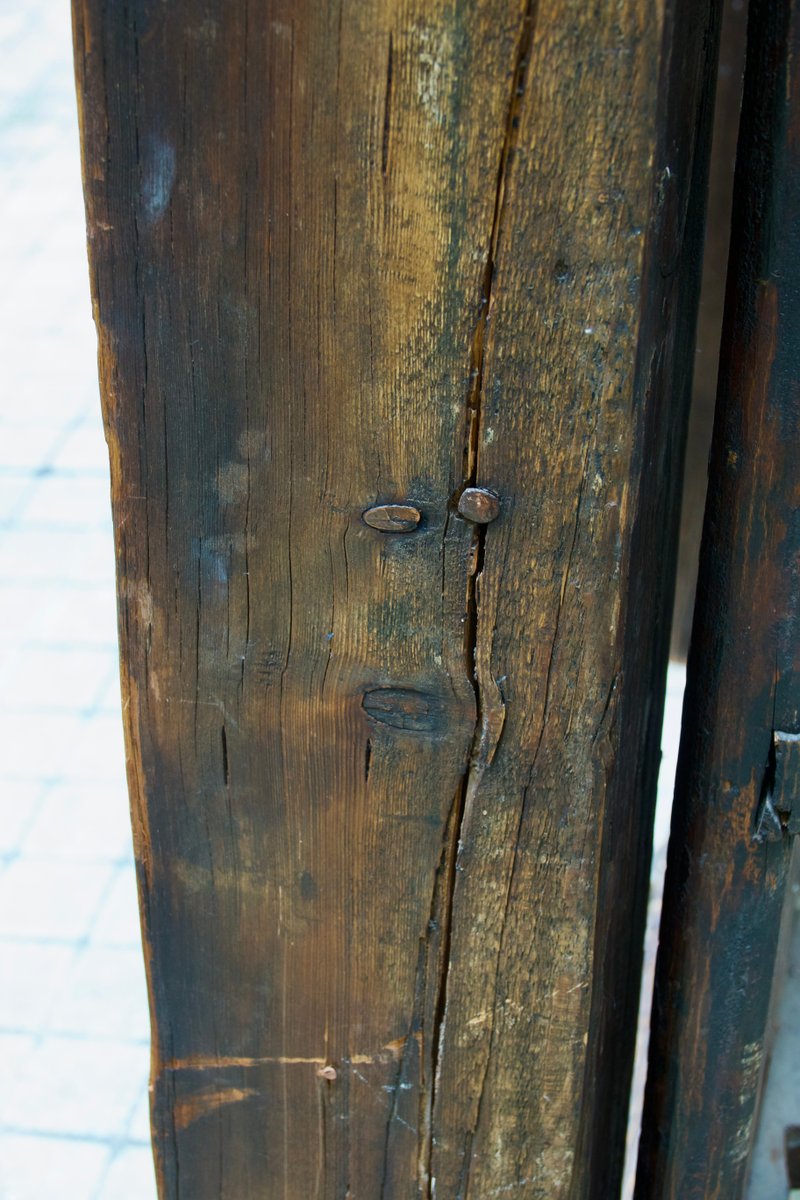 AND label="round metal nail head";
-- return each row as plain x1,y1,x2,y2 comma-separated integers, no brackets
458,488,500,524
363,504,421,532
